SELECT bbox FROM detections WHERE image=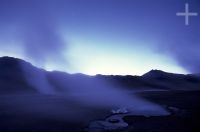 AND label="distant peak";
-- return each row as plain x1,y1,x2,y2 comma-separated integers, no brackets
144,69,166,74
148,69,164,73
142,69,167,78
